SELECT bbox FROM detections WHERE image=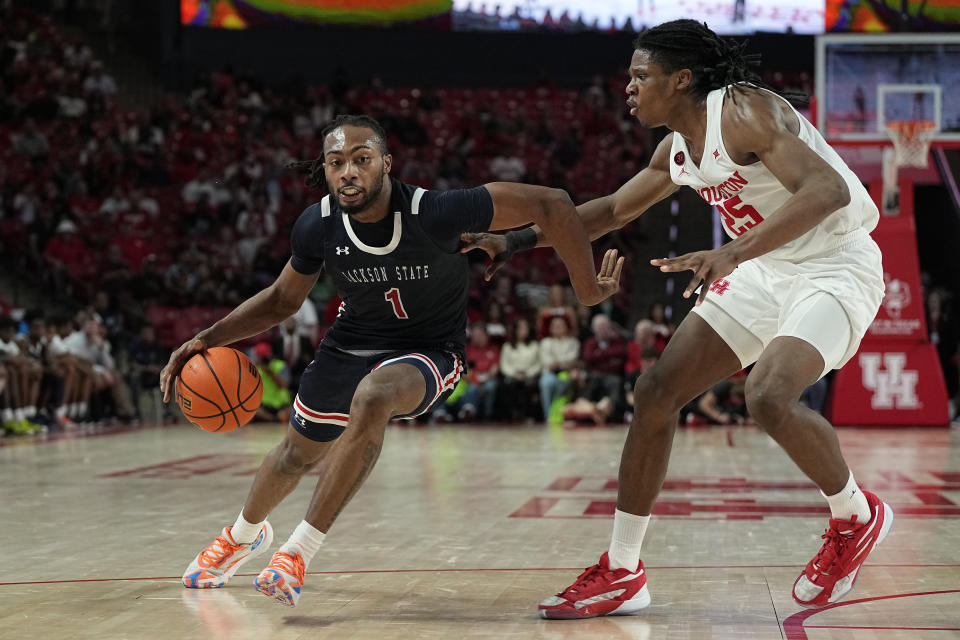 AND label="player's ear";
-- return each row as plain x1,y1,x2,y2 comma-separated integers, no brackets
675,68,693,92
382,153,392,174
